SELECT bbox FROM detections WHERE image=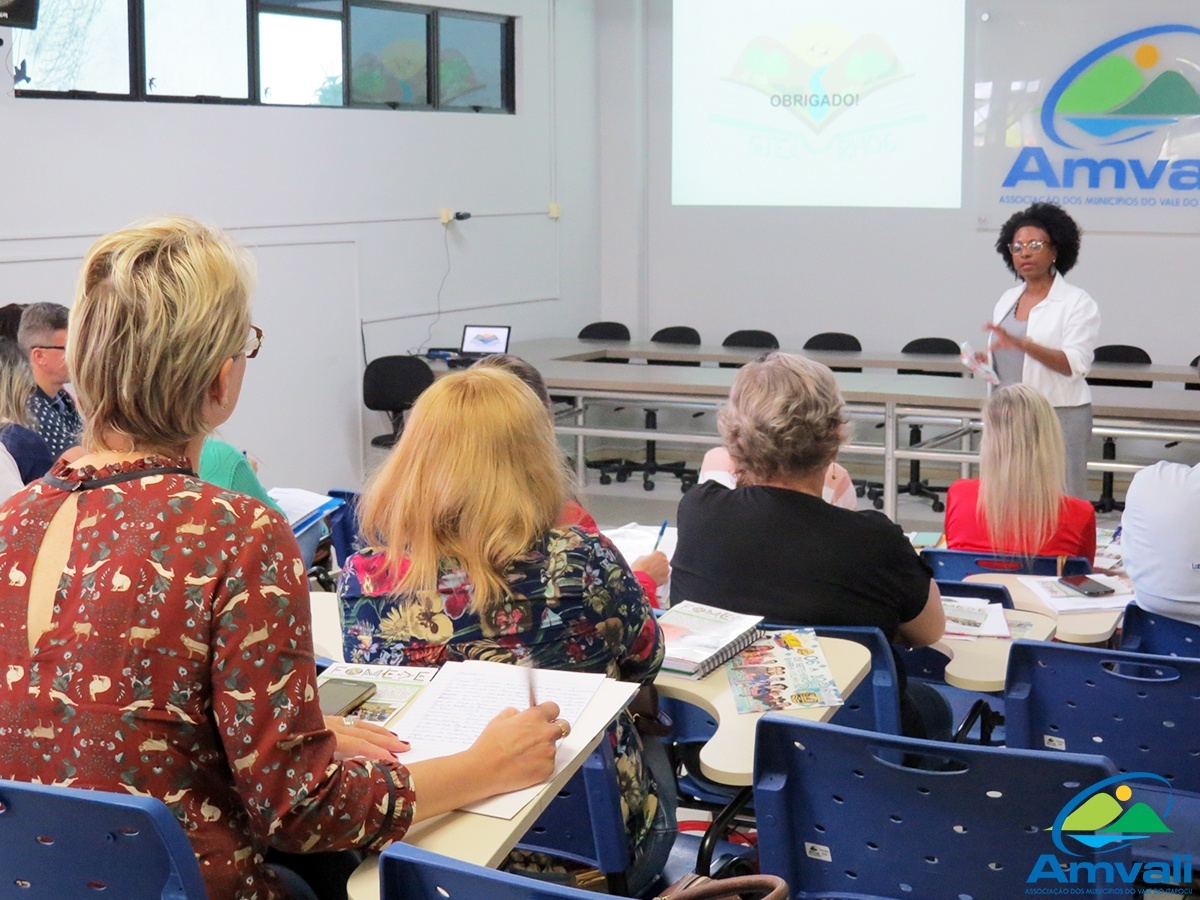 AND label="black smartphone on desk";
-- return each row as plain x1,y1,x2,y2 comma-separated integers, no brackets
318,679,376,716
1058,575,1115,596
